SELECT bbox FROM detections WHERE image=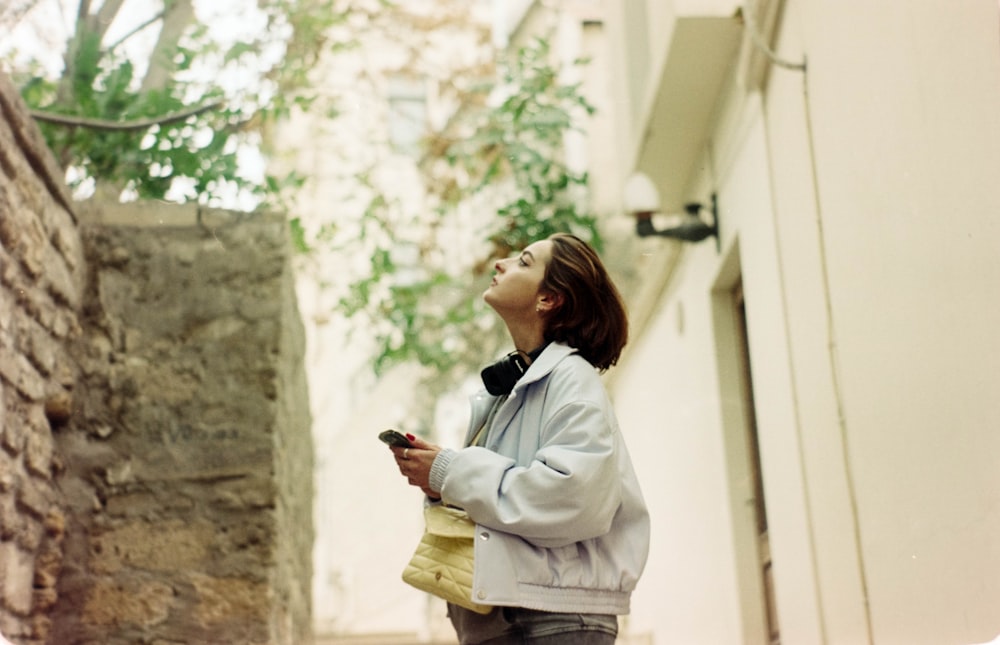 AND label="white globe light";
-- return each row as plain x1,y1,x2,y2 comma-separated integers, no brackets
623,172,661,213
